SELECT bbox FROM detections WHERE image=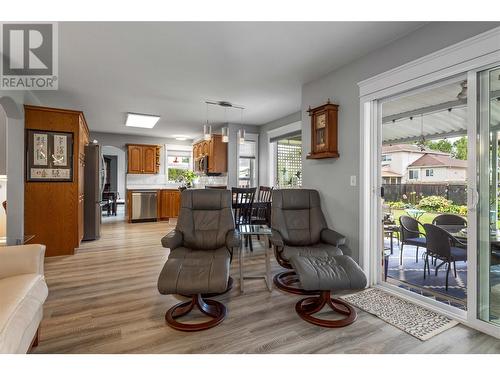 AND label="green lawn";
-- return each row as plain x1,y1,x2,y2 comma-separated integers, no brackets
392,209,439,225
